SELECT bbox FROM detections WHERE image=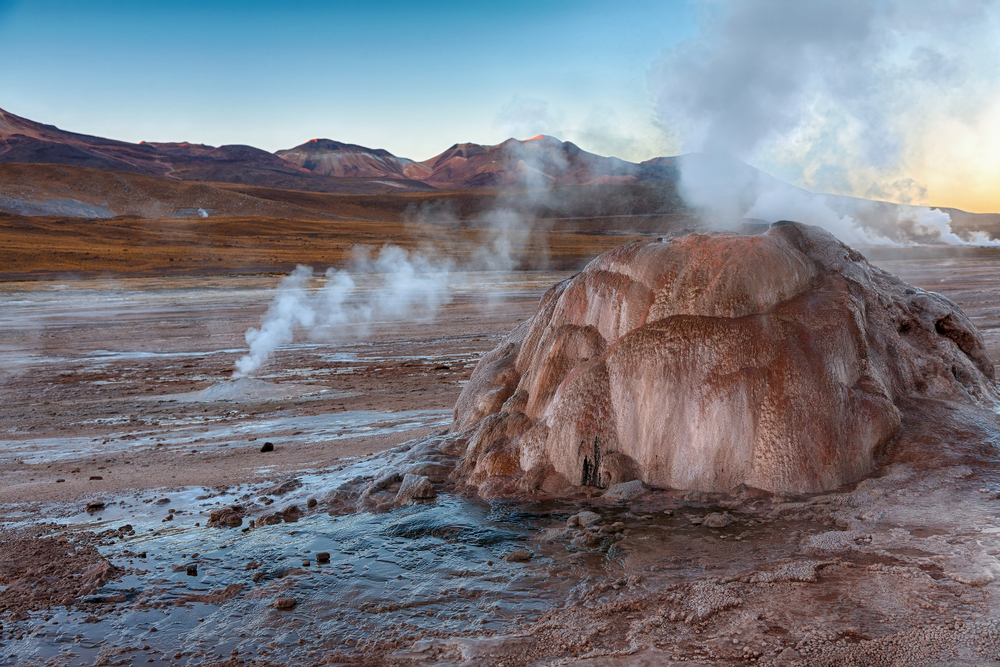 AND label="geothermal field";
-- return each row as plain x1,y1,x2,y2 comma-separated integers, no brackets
5,132,1000,667
3,3,1000,662
4,217,1000,667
